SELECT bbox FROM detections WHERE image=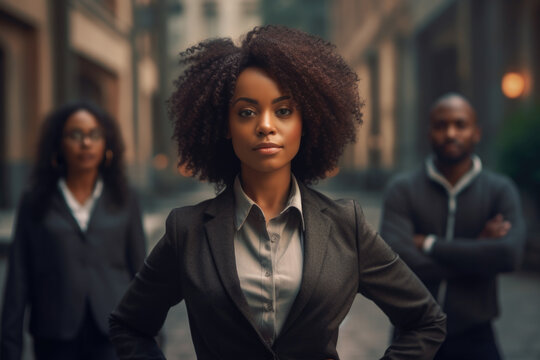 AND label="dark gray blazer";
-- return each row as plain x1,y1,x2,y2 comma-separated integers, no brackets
110,183,445,360
1,187,146,360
